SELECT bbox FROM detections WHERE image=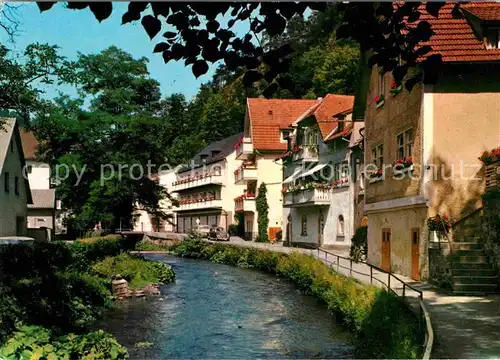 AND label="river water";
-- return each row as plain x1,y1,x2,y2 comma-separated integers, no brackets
96,254,354,359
